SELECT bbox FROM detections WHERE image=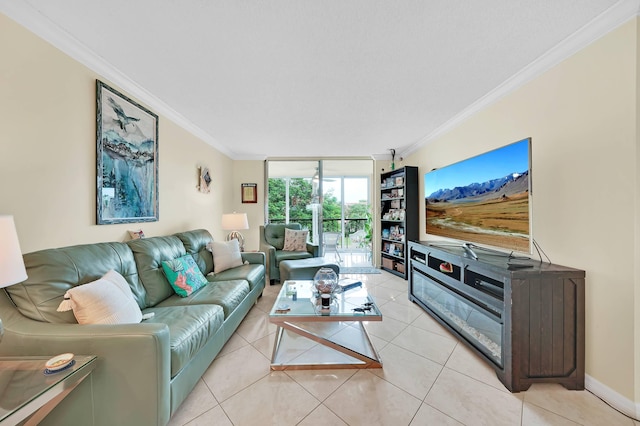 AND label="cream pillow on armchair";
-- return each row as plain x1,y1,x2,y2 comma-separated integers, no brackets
282,228,308,252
